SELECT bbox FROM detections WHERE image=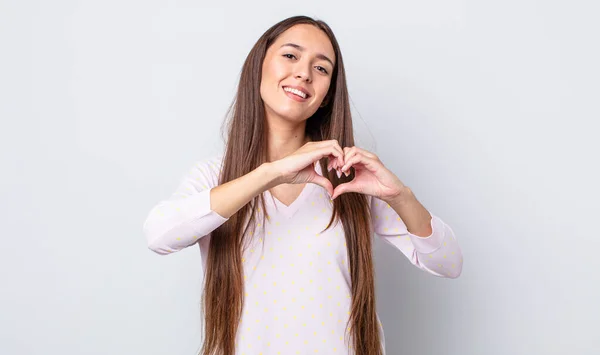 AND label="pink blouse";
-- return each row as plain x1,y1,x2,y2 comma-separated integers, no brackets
143,154,463,354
